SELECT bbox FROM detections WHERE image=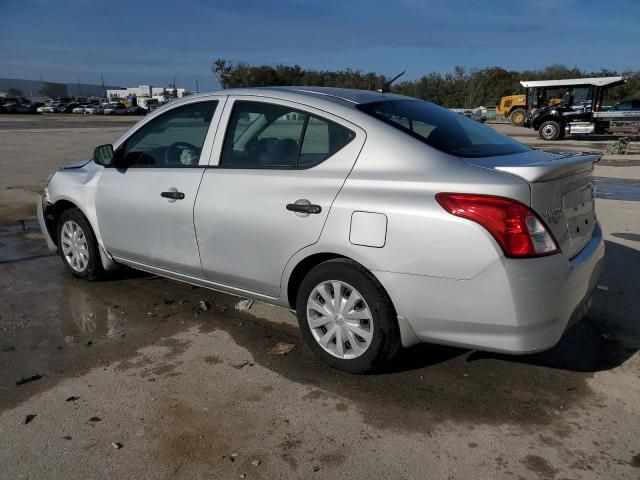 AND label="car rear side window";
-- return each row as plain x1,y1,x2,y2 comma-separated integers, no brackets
221,101,354,168
357,100,529,158
299,116,355,167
